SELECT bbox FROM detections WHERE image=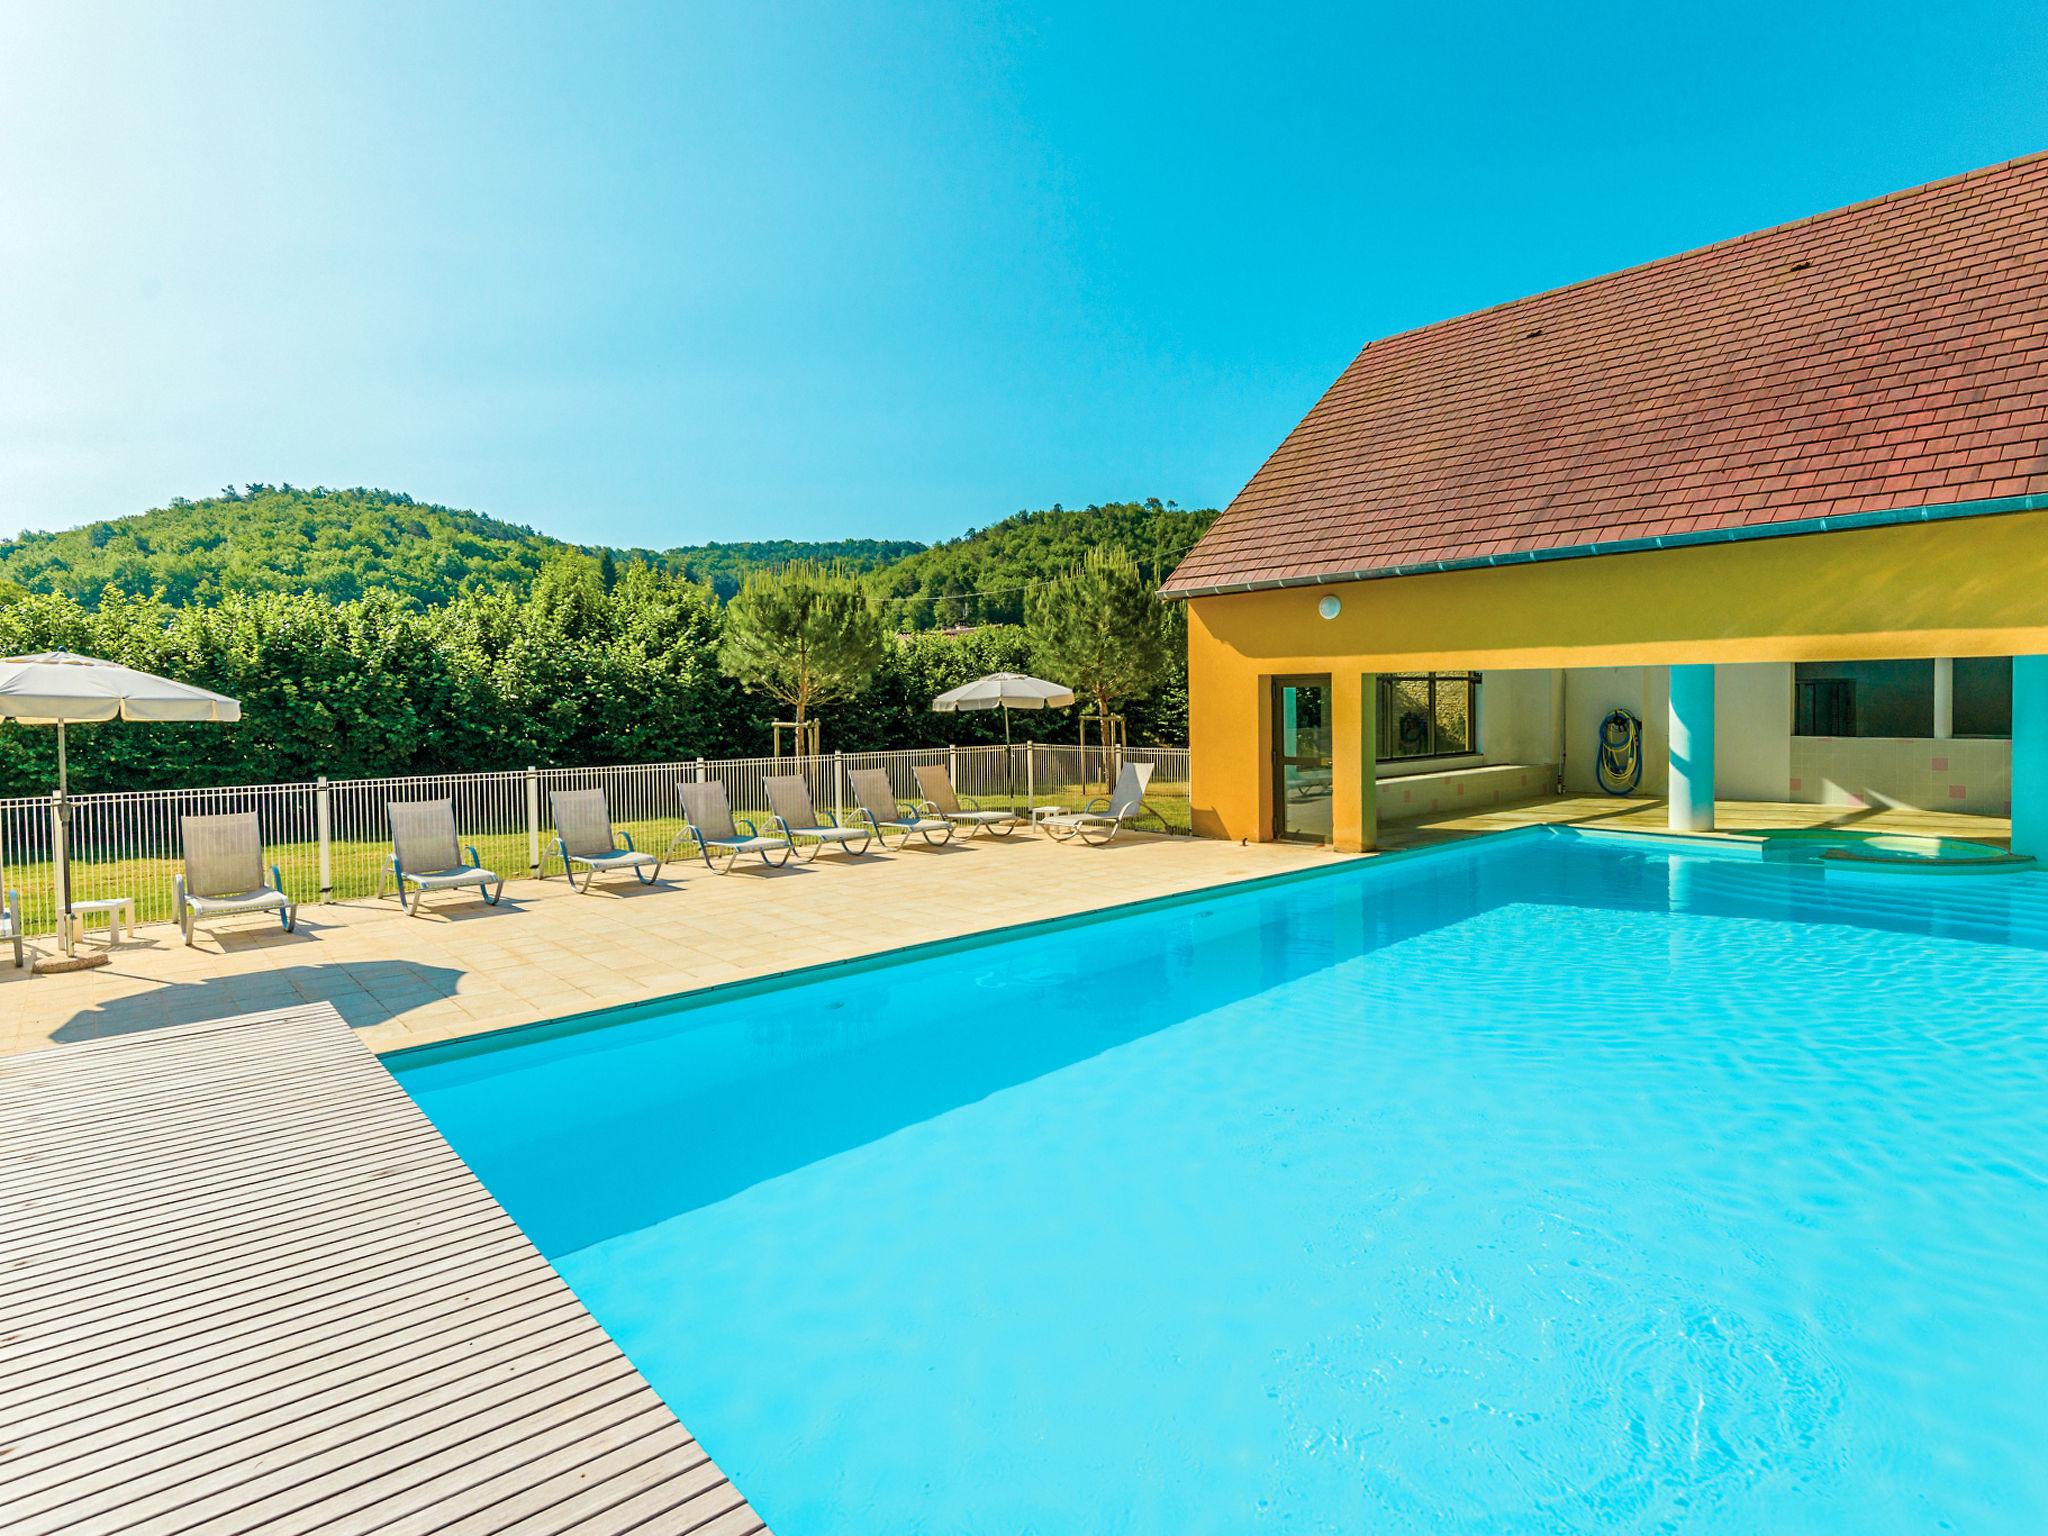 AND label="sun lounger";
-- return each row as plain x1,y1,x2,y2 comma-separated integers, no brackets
380,798,504,915
1038,762,1162,845
913,763,1019,838
671,779,795,872
543,788,662,892
177,812,297,945
849,768,954,848
764,774,873,860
